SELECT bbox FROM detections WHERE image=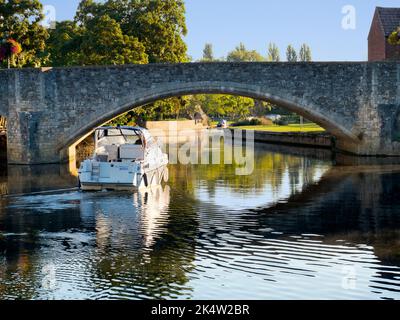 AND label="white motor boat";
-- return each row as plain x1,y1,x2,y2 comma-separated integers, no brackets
78,126,169,191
